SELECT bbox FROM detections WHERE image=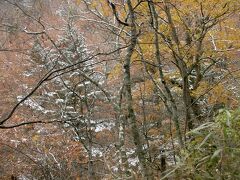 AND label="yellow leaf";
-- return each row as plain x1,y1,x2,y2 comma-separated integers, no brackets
32,134,39,142
75,0,81,5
